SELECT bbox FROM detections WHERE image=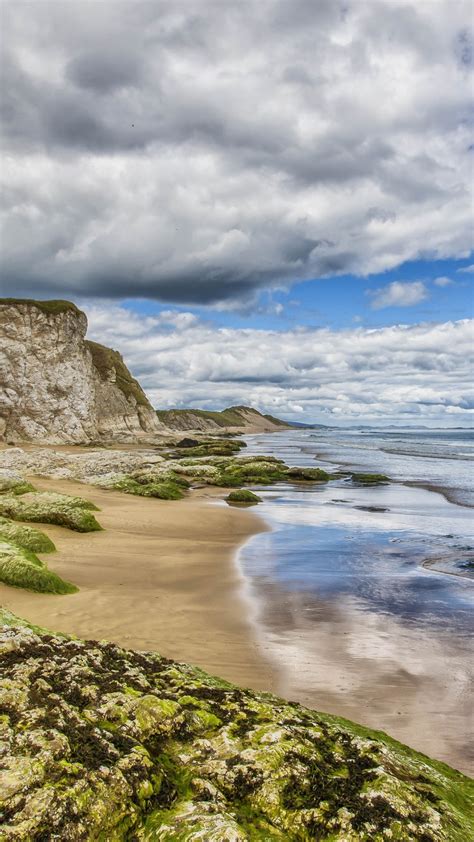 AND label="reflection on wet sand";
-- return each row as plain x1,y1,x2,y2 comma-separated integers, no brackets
243,580,473,774
236,476,474,775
